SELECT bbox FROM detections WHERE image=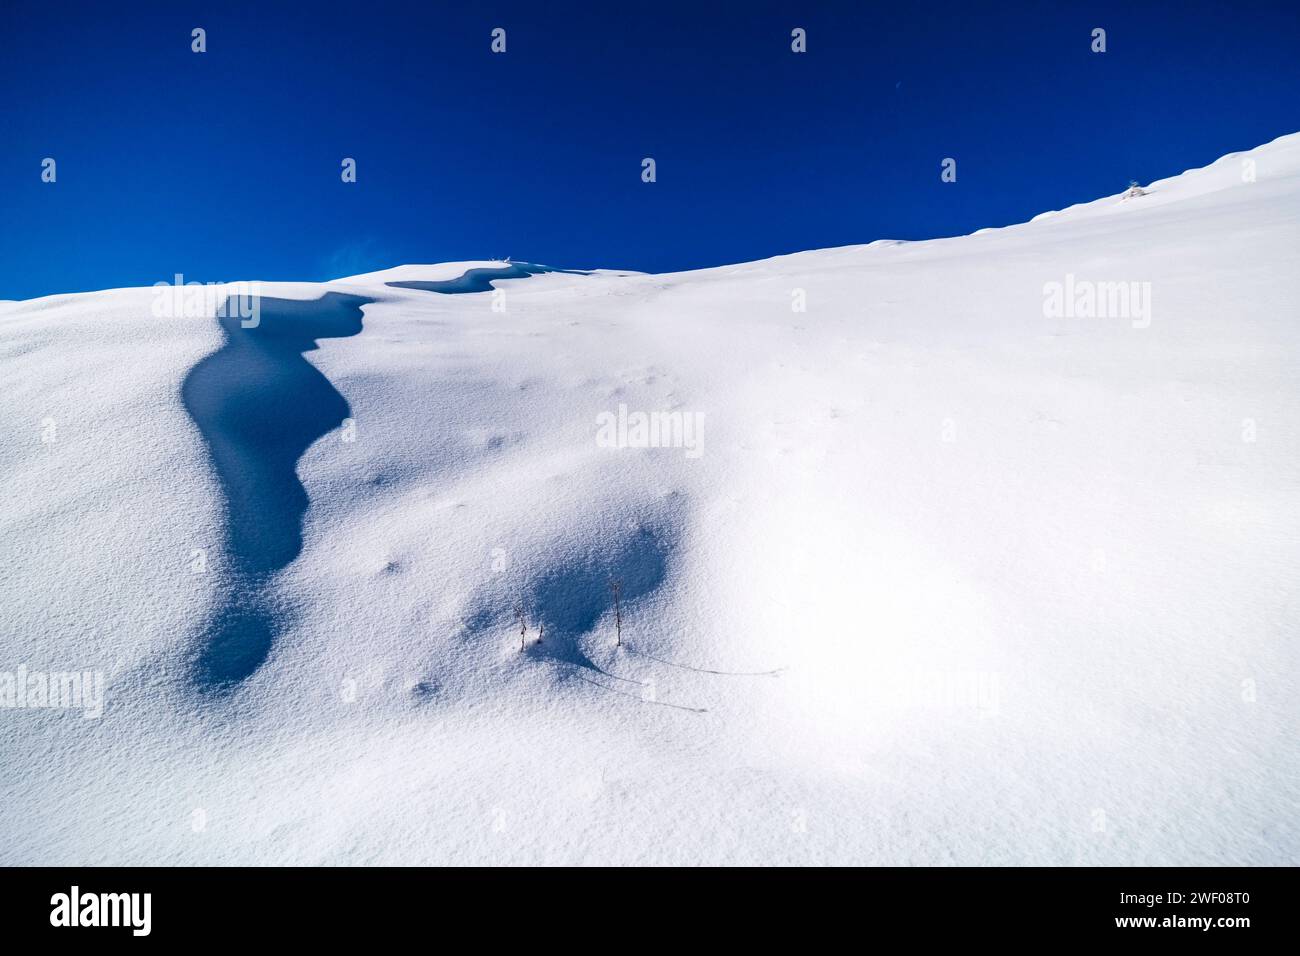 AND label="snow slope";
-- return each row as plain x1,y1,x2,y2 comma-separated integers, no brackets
1,134,1298,864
